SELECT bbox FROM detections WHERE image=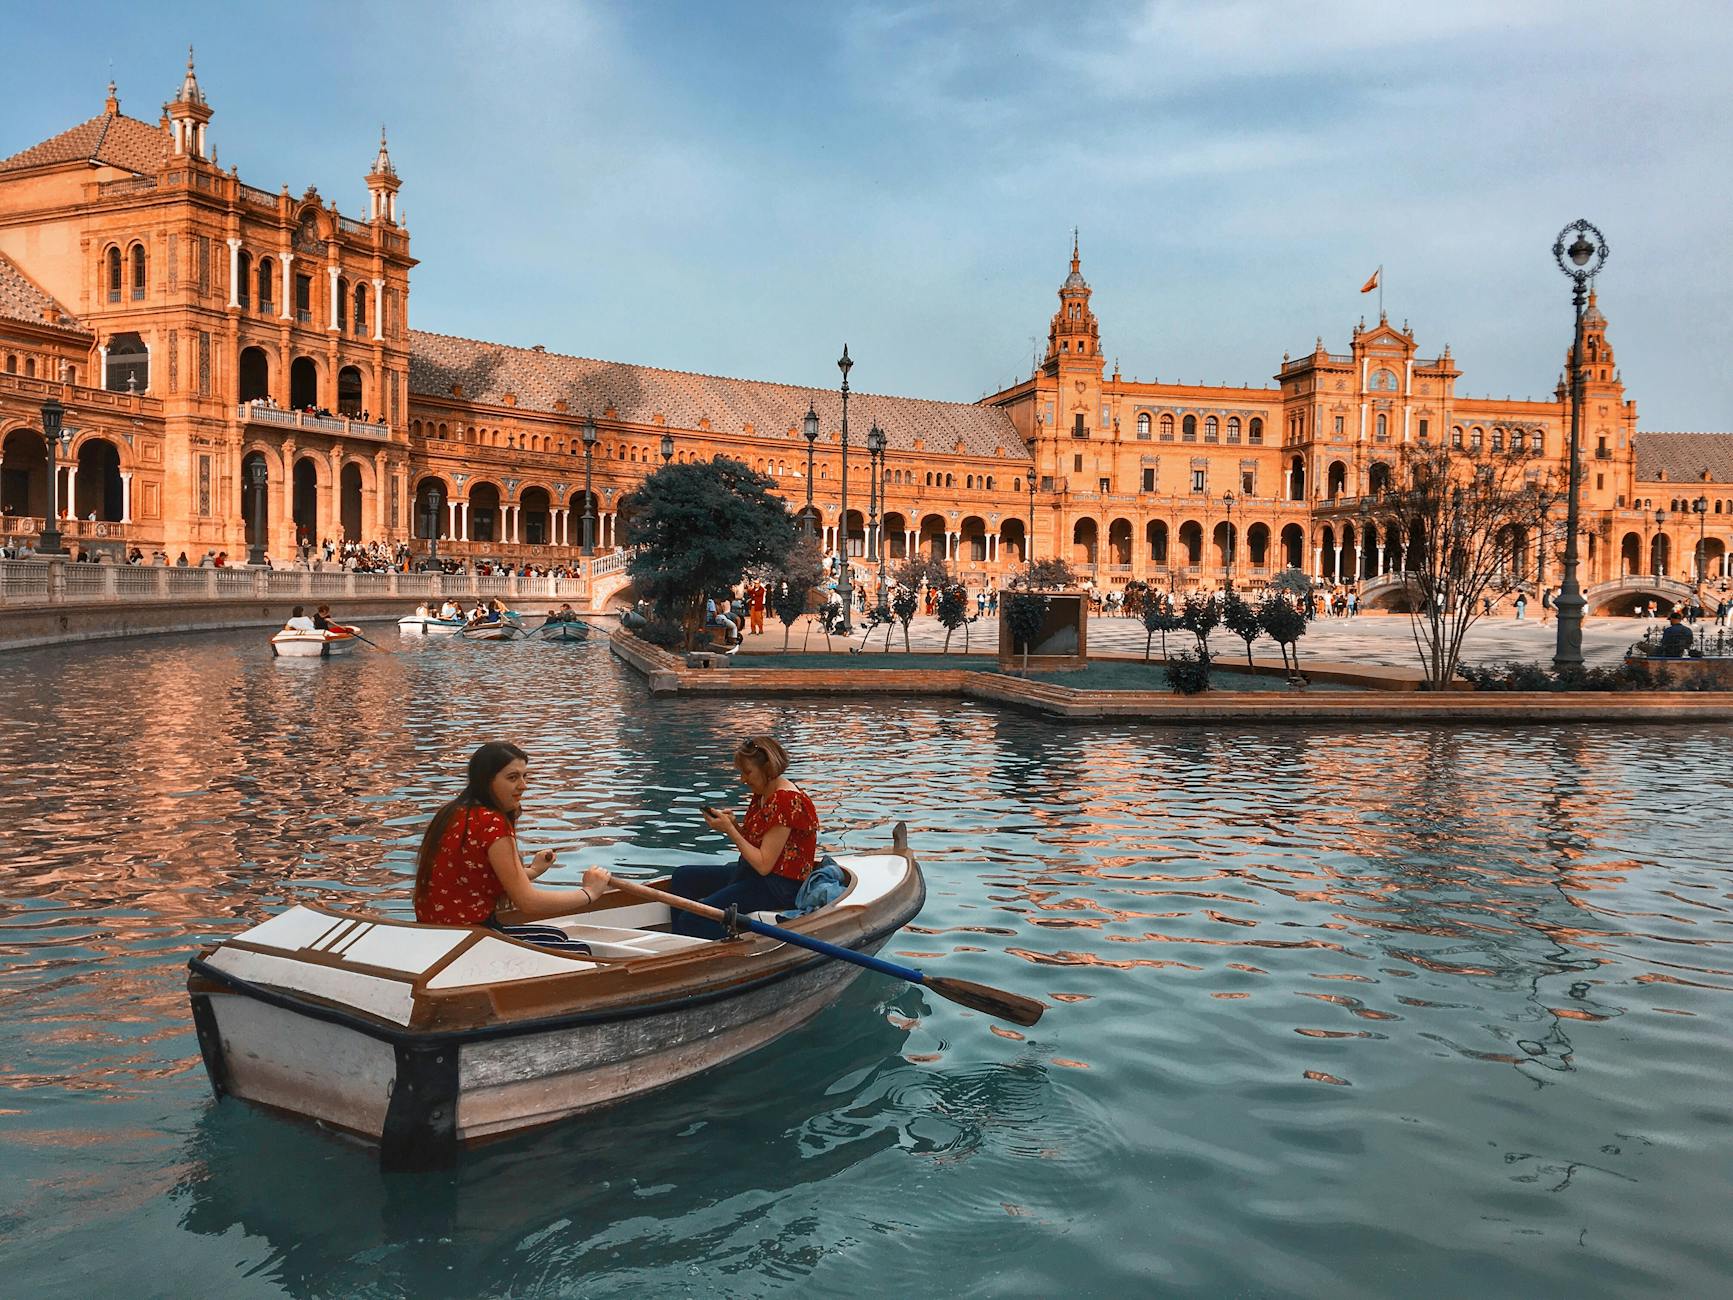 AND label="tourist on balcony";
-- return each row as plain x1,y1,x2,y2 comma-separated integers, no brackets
176,552,189,566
